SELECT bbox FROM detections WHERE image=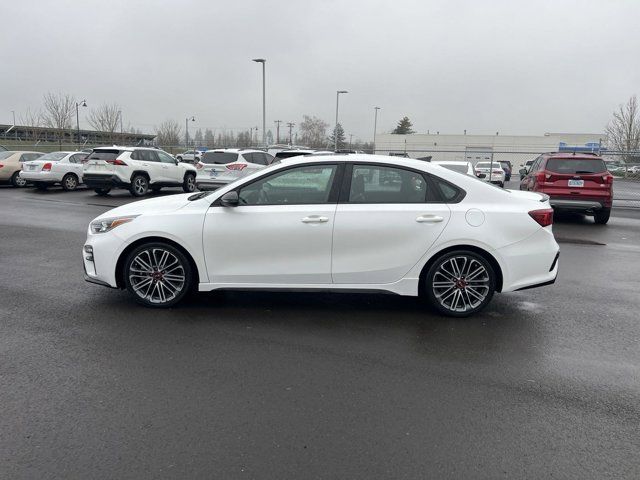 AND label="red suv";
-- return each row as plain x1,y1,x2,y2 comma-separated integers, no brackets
519,152,613,224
